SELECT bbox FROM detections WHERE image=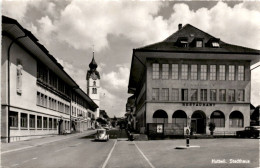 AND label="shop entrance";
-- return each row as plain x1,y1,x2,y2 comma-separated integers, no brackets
191,111,206,134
